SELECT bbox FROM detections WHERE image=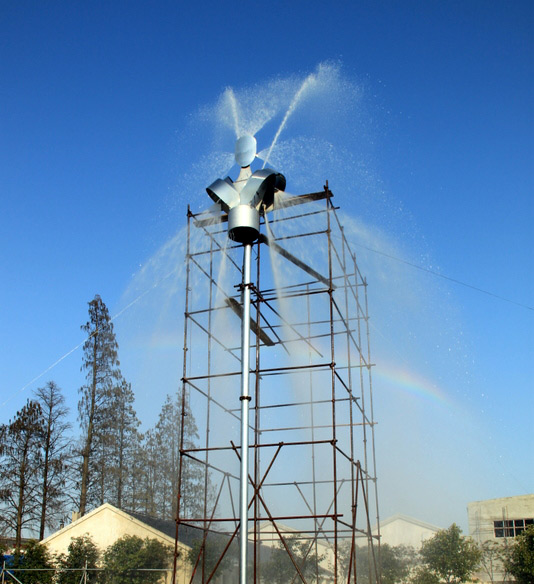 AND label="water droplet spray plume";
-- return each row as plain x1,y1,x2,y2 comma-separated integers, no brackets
115,62,485,529
262,71,318,168
224,87,240,138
